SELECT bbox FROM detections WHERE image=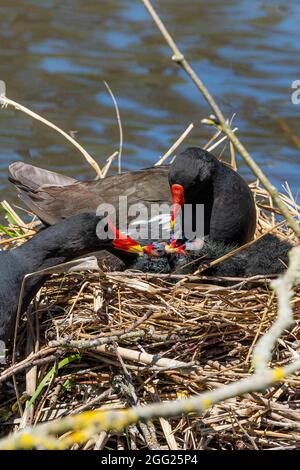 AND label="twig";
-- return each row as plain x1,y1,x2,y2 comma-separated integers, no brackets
95,344,193,371
203,128,222,150
155,123,194,166
0,94,103,178
101,151,119,178
113,355,160,449
69,388,112,415
103,81,123,175
49,330,146,350
207,128,238,153
0,231,35,246
0,349,60,384
107,270,276,282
